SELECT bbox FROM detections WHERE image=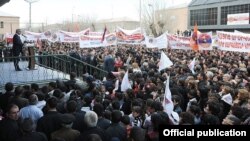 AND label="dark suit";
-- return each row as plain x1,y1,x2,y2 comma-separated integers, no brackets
104,55,115,72
86,55,98,75
36,111,62,140
0,117,20,141
16,132,47,141
51,128,80,141
12,34,23,70
75,127,109,141
106,123,127,141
